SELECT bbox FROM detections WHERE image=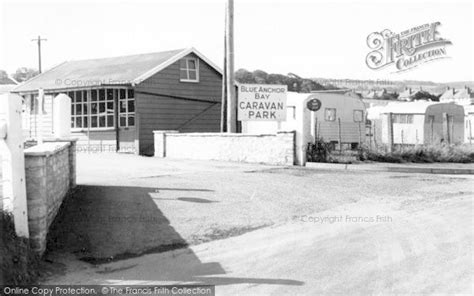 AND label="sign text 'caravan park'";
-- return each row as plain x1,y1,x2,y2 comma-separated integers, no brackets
238,84,287,121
